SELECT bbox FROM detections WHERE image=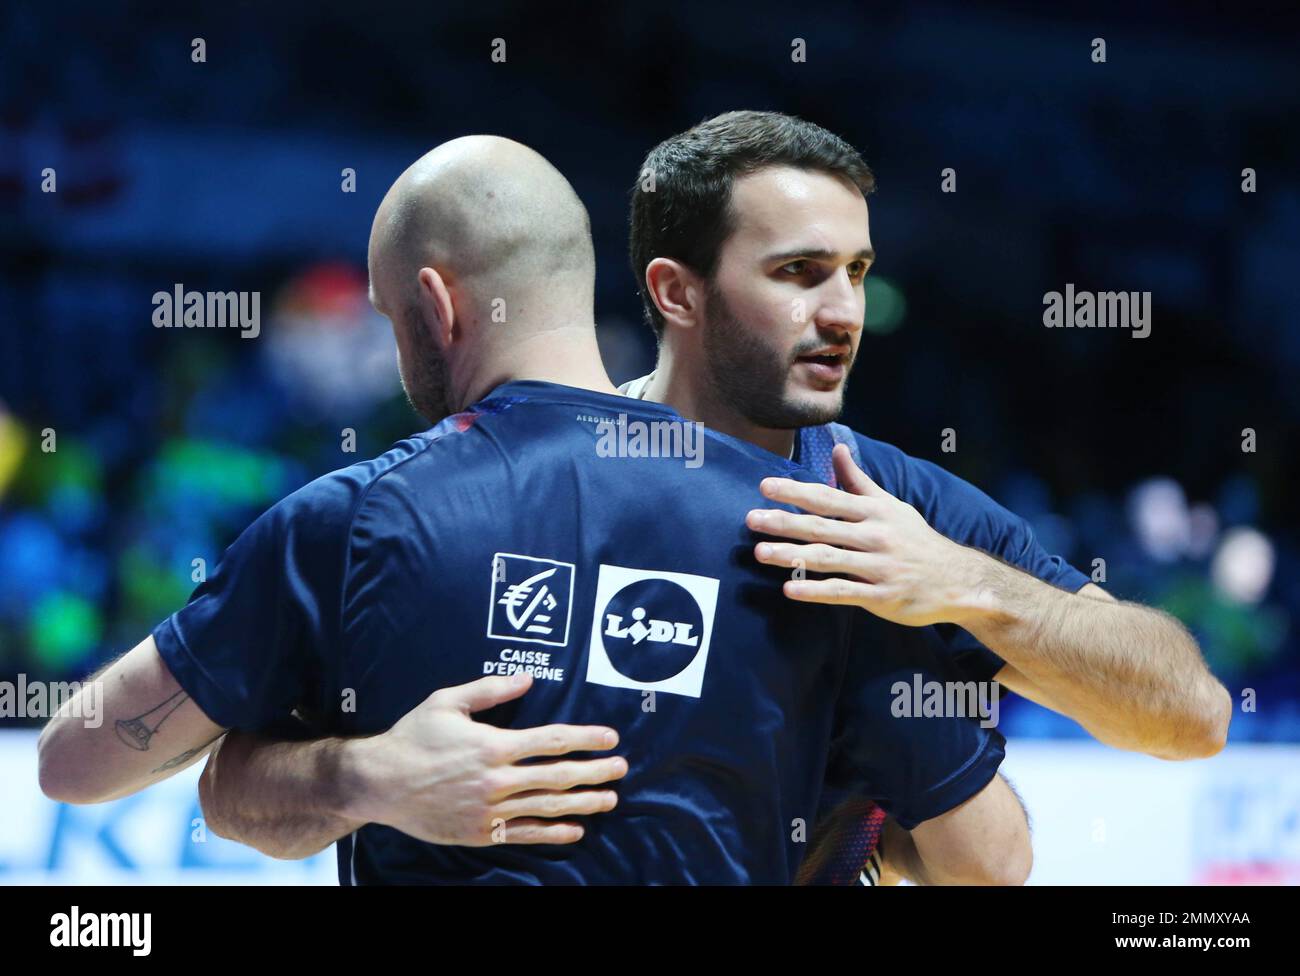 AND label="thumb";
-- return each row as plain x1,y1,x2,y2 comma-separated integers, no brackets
832,443,885,497
437,673,534,715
